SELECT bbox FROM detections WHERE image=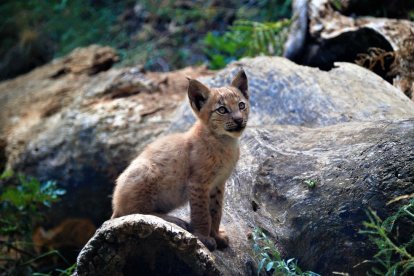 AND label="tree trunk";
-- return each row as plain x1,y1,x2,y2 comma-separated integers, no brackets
284,0,414,99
